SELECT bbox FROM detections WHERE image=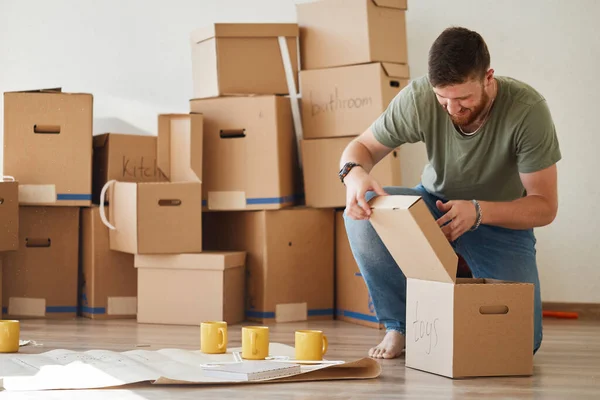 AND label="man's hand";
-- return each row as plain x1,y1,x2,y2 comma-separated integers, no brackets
344,168,388,220
436,200,477,242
